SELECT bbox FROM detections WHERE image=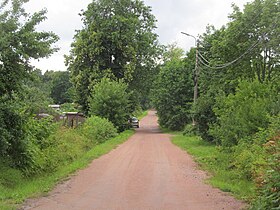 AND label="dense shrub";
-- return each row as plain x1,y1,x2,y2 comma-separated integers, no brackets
0,100,25,164
233,135,267,180
36,127,88,174
193,91,217,141
183,124,197,136
82,116,117,144
210,80,278,147
23,116,117,175
0,99,54,171
250,115,280,209
152,59,193,130
0,161,23,188
89,78,130,131
21,117,57,175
